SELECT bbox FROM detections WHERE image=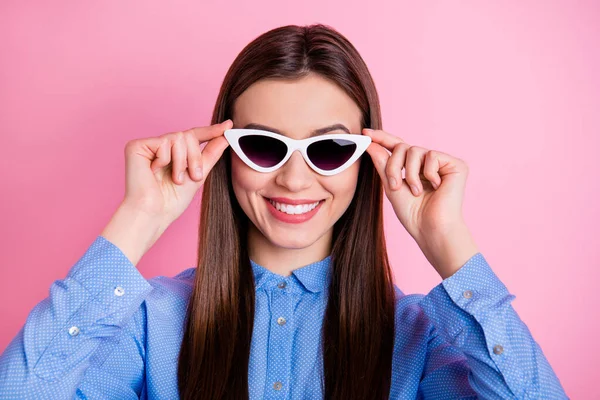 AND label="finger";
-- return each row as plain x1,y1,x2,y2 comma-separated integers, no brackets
187,119,233,144
425,151,470,196
128,136,166,160
149,138,171,173
385,142,409,190
171,133,188,185
365,141,392,191
422,151,442,190
185,132,204,181
362,128,404,152
404,146,428,196
200,136,230,177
